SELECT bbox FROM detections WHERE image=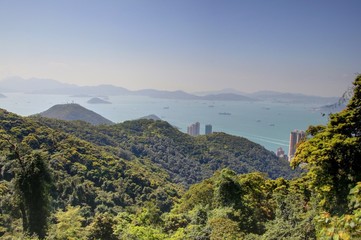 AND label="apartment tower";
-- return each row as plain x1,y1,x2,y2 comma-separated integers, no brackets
205,124,212,135
288,130,305,161
187,122,200,136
